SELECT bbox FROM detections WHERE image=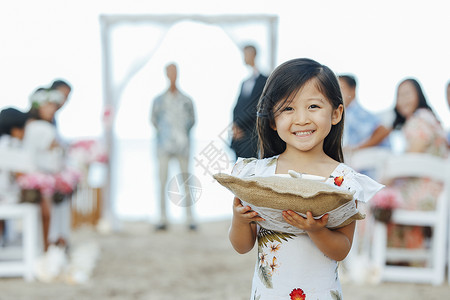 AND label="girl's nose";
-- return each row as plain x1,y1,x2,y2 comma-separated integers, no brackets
293,110,309,124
